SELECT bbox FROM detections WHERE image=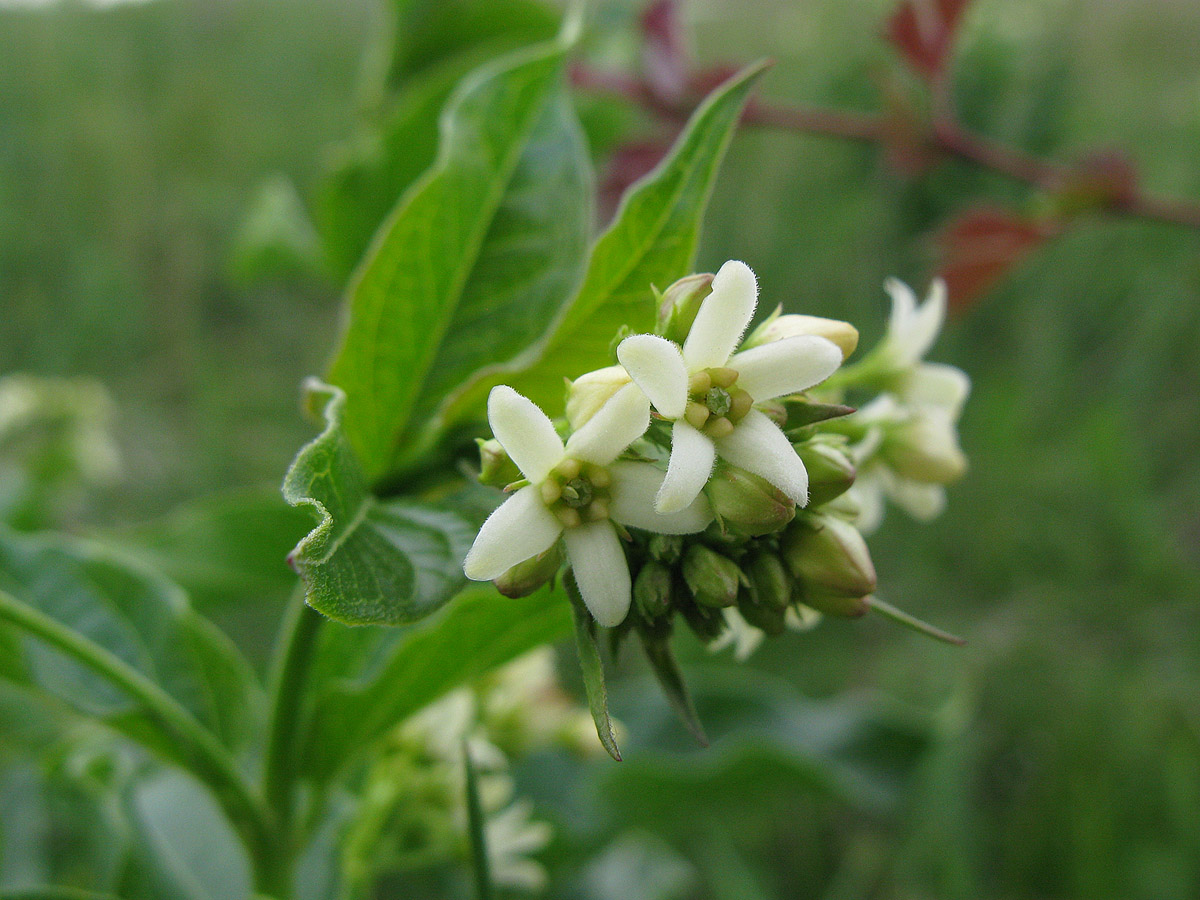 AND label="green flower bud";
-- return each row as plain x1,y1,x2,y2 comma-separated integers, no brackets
781,514,877,609
680,598,728,642
565,365,632,429
647,533,684,565
880,411,967,484
493,544,563,598
477,438,521,488
682,544,742,608
743,310,860,360
736,588,787,635
794,439,856,506
800,590,870,618
656,273,714,344
634,560,674,619
706,464,795,536
744,552,792,611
